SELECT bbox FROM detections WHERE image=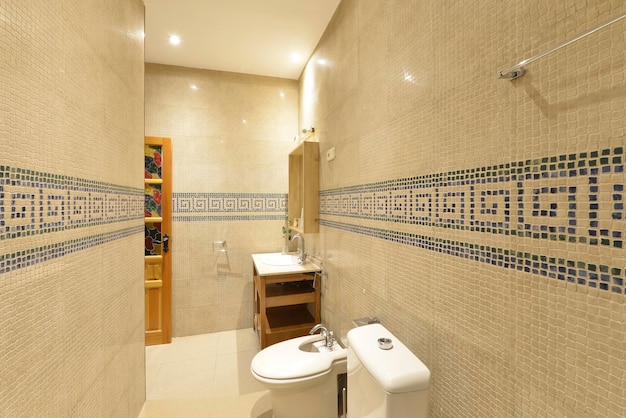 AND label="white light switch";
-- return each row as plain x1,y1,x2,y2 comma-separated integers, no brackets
326,147,336,162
